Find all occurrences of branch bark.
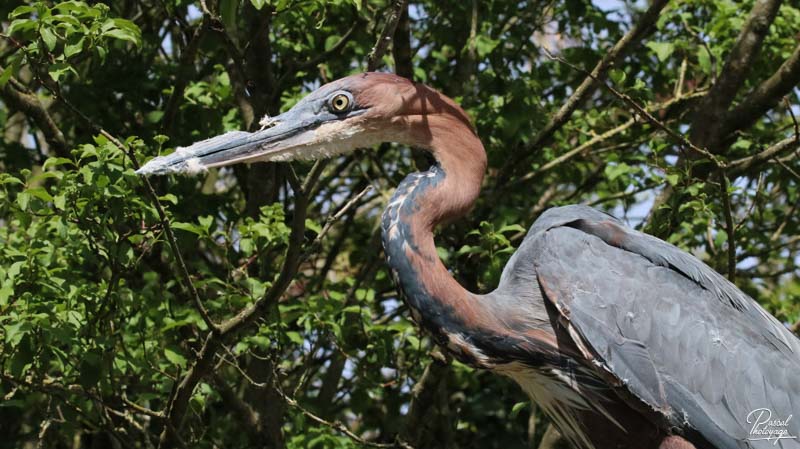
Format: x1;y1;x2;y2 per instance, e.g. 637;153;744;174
400;350;453;449
645;0;783;236
689;0;782;151
393;3;414;80
498;0;670;181
367;0;408;72
0;79;68;158
724;43;800;136
728;136;800;175
162;18;210;133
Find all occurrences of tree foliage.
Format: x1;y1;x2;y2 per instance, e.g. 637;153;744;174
0;0;798;448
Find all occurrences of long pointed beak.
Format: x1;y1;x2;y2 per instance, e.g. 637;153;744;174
136;111;320;176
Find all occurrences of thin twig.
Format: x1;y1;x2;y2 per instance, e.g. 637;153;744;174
497;0;670;180
773;157;800;182
786;97;799;142
301;185;372;260
681;17;717;84
367;0;408;71
728;137;800;174
38;76;221;334
542;48;725;169
276;382;411;448
719;171;736;282
735;173;763;233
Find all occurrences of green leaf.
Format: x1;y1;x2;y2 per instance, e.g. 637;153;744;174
509;401;529;419
497;224;526;234
158;193;178;205
40;27;58;51
26;187;53;202
9;5;35;18
604;162;632;181
198;215;214;232
698;48;711;74
103;28;138;45
646;42;674;62
43;157;74;170
0;65;14;88
17;192;30;210
48;63;75;83
53;194;66;210
4;321;30;346
164;347;187;368
666;174;680;186
7;18;37;36
250;0;268;10
0;285;13;306
64;37;85;58
285;331;304;345
474;35;499;58
172;222;205;235
609;68;626;85
714;229;728;249
305;218;322;235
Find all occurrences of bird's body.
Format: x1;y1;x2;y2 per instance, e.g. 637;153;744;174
139;72;800;449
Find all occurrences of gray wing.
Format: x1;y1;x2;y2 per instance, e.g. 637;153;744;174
515;205;800;449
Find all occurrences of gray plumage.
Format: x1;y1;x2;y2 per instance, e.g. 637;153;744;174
502;205;800;449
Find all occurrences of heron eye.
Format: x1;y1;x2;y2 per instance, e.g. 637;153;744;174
330;93;351;113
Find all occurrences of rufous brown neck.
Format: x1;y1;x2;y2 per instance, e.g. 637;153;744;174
380;110;497;365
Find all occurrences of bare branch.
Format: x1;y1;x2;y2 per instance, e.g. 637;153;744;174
0;77;68;158
162;18;211;132
498;0;670;179
401;350;451;448
367;0;408;71
725;43;800;135
728;136;800;174
393;2;414;80
301;185;372;260
43;81;221;334
543;49;724;168
719;171;736;282
276;386;411;448
689;0;782;150
511;91;706;188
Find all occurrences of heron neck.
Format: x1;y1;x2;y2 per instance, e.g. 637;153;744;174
380;114;491;360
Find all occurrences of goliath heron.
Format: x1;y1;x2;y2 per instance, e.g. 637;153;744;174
138;73;800;449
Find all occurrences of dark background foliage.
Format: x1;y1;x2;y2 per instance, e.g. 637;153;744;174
0;0;798;448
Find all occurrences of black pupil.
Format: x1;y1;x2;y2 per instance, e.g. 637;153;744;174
335;96;346;109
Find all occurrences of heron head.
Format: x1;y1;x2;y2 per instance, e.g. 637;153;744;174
136;72;471;176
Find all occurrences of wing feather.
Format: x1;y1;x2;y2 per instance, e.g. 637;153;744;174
516;205;800;449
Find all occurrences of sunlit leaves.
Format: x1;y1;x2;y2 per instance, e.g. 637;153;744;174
5;1;142;84
1;0;799;447
646;41;675;62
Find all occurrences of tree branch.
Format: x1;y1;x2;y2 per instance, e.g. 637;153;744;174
543;49;724;168
157;165;369;445
724;43;800;136
498;0;670;180
400;350;451;448
689;0;782;150
0;77;68;158
392;2;414;80
719;171;736;282
728;136;800;175
510;91;706;189
162;17;210;132
367;0;408;71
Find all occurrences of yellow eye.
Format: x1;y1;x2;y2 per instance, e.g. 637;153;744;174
330;93;350;112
